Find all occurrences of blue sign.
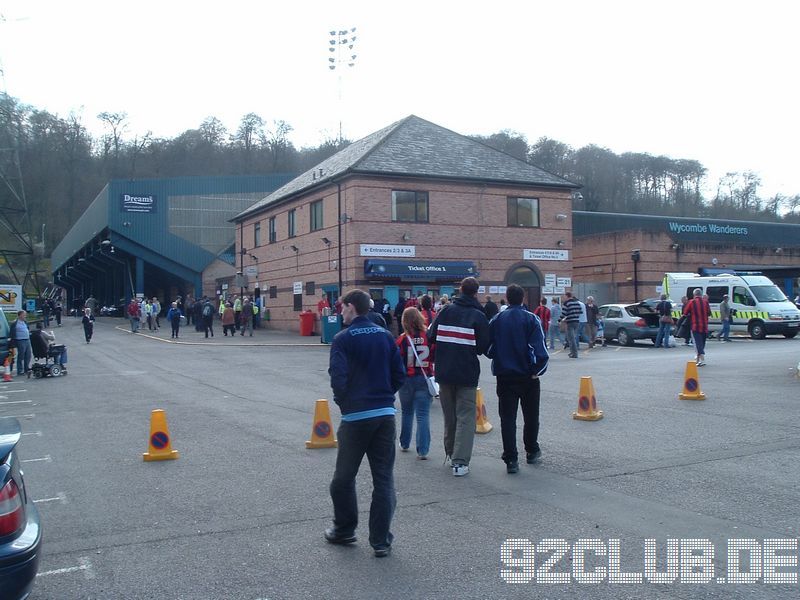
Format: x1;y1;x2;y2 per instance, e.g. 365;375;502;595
120;193;157;213
26;299;36;312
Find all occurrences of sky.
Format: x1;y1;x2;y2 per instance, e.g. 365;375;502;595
1;0;798;199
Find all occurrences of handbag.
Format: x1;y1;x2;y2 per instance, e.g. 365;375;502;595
407;334;439;397
659;315;674;324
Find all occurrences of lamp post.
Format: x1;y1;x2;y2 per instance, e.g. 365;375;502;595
328;27;357;143
631;249;641;302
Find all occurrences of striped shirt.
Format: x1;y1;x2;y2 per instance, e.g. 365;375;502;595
684;297;711;333
562;298;582;322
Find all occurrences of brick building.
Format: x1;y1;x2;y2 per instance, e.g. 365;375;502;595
573;211;800;304
233;115;577;331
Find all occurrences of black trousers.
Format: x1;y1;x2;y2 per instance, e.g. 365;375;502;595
496;376;541;463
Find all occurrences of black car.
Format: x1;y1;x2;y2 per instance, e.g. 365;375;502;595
0;418;43;600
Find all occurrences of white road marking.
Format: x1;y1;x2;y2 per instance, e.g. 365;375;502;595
33;492;67;504
22;431;42;437
0;413;34;419
38;557;94;579
3;389;27;393
22;455;51;463
0;399;32;405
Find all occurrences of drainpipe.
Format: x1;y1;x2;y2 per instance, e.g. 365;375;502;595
337;182;343;295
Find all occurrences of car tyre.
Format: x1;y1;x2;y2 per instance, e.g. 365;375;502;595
748;321;767;340
617;328;634;346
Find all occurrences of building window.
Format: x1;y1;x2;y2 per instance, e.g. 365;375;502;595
288;209;296;238
310;200;323;231
507;197;540;228
269;285;277;299
254;222;261;247
392;190;428;223
268;217;276;243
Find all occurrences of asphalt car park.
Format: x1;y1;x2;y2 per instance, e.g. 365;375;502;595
6;317;800;599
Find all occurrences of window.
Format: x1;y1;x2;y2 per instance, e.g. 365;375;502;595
733;286;756;306
507;197;540;227
392;190;428;222
607;307;623;319
310;200;323;231
288;209;296;238
306;282;316;296
706;286;728;304
269;286;277;299
268;217;276;243
254;222;261;247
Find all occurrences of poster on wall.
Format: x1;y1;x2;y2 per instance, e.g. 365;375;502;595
523;249;568;261
293;281;303;294
360;244;415;257
0;285;23;311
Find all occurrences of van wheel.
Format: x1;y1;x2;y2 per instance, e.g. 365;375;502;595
617;328;634;346
784;331;798;339
748;321;767;340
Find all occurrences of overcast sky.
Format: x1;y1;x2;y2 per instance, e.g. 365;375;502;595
1;0;797;198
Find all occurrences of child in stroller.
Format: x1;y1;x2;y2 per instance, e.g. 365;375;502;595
30;323;68;377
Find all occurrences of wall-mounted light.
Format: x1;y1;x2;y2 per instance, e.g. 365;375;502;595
110;246;115;254
290;245;299;252
402;232;412;242
249;254;258;261
322;237;332;246
555;214;568;222
122;221;131;227
572;192;583;203
78;257;86;263
670;243;680;250
775;247;783;254
556;240;565;247
101;239;112;247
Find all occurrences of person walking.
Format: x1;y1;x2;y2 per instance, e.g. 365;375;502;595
394;296;407;335
577;297;588;347
684;288;711;365
53;299;63;327
562;292;581;358
152;297;161;330
719;294;732;342
326;289;405;558
654;294;673;348
533;298;550;339
9;310;32;377
221;302;235;336
486;285;549;473
201;297;215;338
396;307;435;460
427;277;490;477
82;308;95;343
240;297;254;336
166;301;182;339
585;296;599;348
233;295;243;331
548;298;563;350
419;295;436;327
483;296;499;321
127;298;141;333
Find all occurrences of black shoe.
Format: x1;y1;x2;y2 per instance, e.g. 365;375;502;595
506;461;519;474
324;527;356;545
373;546;391;558
526;450;541;464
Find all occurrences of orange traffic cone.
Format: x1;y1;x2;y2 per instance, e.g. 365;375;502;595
679;361;706;400
306;399;337;448
572;376;604;421
475;387;493;434
143;409;180;461
2;354;13;382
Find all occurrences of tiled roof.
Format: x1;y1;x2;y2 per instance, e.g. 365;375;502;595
236;115;577;219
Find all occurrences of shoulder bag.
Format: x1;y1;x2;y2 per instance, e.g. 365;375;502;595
408;335;439;397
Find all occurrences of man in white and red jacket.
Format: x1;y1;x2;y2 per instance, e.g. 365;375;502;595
427;277;490;477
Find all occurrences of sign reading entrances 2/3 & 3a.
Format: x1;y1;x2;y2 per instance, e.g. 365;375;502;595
120;194;157;213
360;244;415;257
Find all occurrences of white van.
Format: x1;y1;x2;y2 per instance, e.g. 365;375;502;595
662;272;800;339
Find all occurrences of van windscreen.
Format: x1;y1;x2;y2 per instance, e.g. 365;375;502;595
750;286;788;303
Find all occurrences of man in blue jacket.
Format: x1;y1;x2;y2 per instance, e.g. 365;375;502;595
326;289;405;557
487;285;549;474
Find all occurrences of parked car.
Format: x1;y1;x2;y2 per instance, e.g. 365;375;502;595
0;418;43;600
598;302;665;346
0;310;9;367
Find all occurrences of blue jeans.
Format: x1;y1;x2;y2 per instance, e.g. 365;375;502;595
15;339;32;375
548;323;564;349
567;322;579;357
693;331;707;358
655;322;672;347
329;416;396;550
398;374;432;456
720;318;731;341
130;317;140;332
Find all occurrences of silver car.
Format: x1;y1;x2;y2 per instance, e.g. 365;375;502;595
598;302;663;346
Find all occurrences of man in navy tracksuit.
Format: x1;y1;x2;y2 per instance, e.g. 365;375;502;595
487;284;549;473
427;277;490;477
326;289;405;557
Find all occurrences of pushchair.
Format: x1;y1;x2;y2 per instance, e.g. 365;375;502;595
30;331;67;378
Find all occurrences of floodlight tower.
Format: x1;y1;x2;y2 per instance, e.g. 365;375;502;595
327;27;357;144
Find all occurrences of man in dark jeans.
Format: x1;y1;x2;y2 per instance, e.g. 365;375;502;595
487;285;549;473
326;289;405;557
